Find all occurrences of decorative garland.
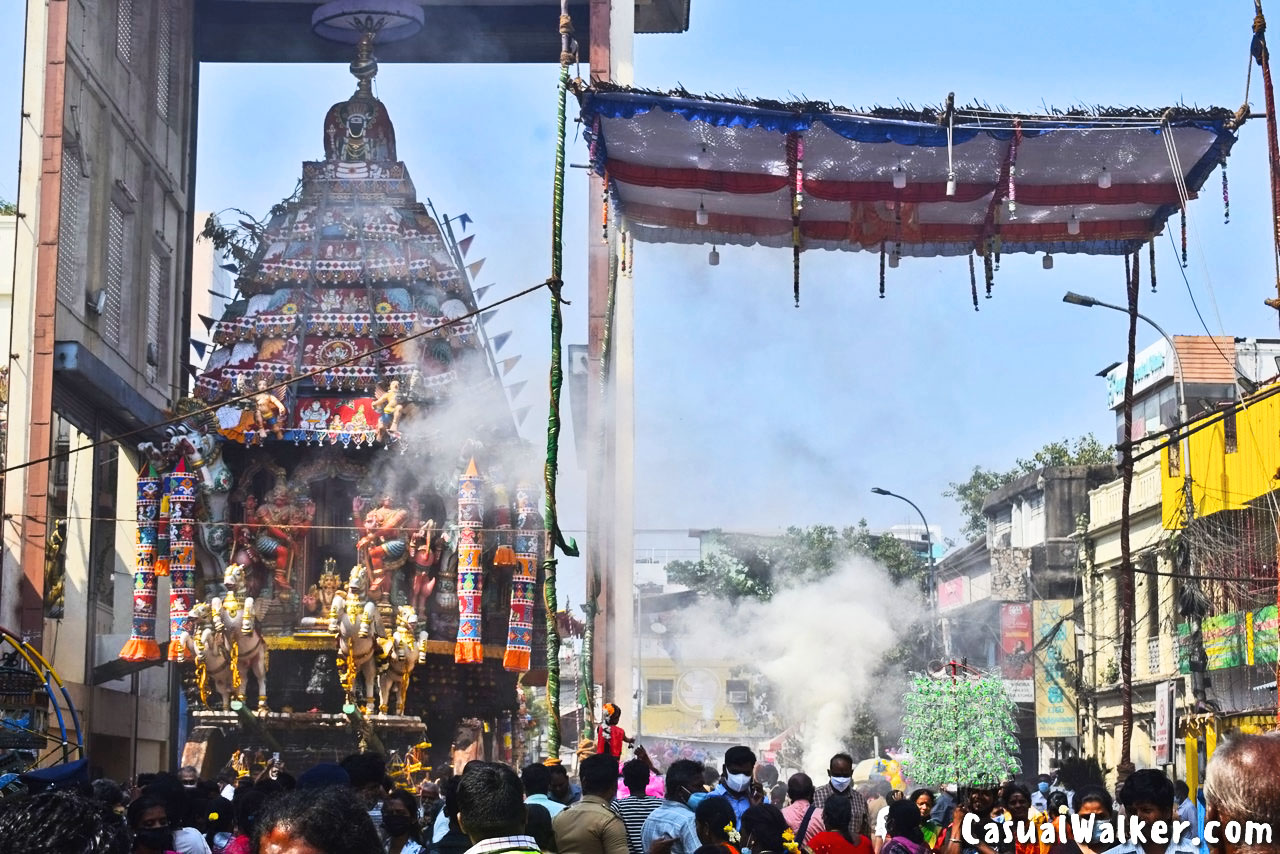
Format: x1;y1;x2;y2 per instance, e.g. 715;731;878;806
120;465;162;662
503;482;540;673
969;253;979;312
879;241;886;299
1181;208;1189;267
900;672;1021;788
166;460;198;661
787;132;804;307
1221;155;1230;224
984;244;994;298
1149;237;1157;293
455;458;485;665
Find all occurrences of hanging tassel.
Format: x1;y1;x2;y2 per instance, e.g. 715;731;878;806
788;133;804;308
879;241;886;298
969;253;979;311
1181;208;1188;267
1125;250;1131;288
993;233;1002;272
1221;156;1230;224
984;244;994;298
1149;237;1157;293
601;171;610;243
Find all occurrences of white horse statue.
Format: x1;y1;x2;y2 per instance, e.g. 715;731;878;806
330;565;382;713
180;602;235;709
211;563;268;711
378;606;420;715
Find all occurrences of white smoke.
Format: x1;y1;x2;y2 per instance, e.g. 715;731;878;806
665;556;923;772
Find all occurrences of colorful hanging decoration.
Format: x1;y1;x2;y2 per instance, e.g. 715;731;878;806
900;672;1021;788
1006;121;1022;219
787;132;804;308
120;465;162;662
1221;155;1230;224
878;241;886;299
1181;208;1189;267
455;458;485;664
969;253;979;312
984;246;994;298
503;482;540;673
166;459;198;661
1149;237;1157;293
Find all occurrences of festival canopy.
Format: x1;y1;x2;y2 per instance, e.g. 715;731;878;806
578;84;1240;264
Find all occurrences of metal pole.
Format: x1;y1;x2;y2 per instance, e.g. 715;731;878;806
871;489;937;653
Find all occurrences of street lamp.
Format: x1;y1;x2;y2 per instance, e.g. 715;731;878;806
871;487;940;654
1061;292;1186;427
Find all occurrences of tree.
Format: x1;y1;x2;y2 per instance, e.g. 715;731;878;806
945;434;1114;542
0;199;15;216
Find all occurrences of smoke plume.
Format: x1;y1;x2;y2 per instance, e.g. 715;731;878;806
665;555;923;772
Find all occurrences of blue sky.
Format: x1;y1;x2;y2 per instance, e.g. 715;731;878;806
1;2;1274;590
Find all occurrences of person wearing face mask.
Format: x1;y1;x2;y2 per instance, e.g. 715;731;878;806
130;795;178;854
641;760;707;854
813;754;871;841
1030;780;1050;816
708;747;765;830
383;789;426;854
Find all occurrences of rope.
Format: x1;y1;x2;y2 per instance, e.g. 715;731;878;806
542;0;577;761
1117;249;1140;776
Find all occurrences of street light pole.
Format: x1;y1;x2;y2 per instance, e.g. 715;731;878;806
871;487;940;655
1063;291;1214;711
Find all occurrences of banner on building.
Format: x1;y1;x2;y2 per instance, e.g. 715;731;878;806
1154;681;1176;765
1000;604;1035;703
1251;605;1278;665
1033;599;1078;738
1179;606;1278;672
1204;612;1244;670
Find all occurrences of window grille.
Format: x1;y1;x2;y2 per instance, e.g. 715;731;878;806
56;146;84;310
103;203;126;345
146;252;167;383
116;0;134;64
155;2;173;120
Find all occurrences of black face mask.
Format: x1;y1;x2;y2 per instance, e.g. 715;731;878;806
135;827;174;852
383;814;416;838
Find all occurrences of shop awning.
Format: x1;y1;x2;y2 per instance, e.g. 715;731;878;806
578;84;1239;259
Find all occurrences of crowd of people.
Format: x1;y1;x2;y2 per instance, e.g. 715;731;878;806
0;731;1277;854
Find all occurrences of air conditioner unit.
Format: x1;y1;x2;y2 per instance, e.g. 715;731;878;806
87;289;106;315
727;690;749;704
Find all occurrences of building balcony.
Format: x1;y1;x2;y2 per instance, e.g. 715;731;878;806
1089;455;1163;529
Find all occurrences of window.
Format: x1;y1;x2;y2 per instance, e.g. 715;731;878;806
146;252;168;384
57;146;84;311
1223;409;1237;454
155;2;173;121
726;679;749;704
103;202;126;345
647;679;673;706
116;0;134;64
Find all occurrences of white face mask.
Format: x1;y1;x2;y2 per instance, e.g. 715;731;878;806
726;773;752;793
830;776;852;792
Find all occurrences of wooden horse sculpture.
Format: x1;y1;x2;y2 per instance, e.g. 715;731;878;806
181;602;235;709
378;606;420;715
211;563;269;711
330;565;382;713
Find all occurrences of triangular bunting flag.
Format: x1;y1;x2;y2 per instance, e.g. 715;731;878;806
465;259;485;280
458;235;475;257
506;380;527;400
499;355;521;376
185;364;199;378
198;314;215;332
514;405;532;426
490;331;512;352
474;285;494;301
456;213;473;232
190;340;208;359
480;310;499;325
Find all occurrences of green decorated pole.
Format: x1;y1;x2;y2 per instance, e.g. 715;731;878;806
541;1;576;761
900;671;1021;788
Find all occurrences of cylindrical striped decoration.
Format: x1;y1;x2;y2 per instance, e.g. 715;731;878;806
120;464;162;661
503;482;540;673
454;457;485;664
166;459;198;661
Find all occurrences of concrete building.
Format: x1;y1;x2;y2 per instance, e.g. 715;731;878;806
935;464;1114;775
188;214;234;371
6;0;197;777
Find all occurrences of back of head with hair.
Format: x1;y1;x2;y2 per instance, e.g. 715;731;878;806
741;804;788;854
0;789;129;854
1118;770;1175;810
788;773;815;804
1204;732;1280;831
234;789;268;837
254;786;381;854
695;796;737;842
91;778;125;809
523;763;553;796
666;760;706;801
579;754;620;798
1174;780;1190;801
526;803;557;853
887;800;924;844
823;795;854;841
340;752;388;791
457;761;527;842
622;759;650;795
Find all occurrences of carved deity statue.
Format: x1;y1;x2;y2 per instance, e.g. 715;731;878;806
210;563;269;711
253;380;288;440
330;565;382;712
355;494;409;602
301;562;342;629
253;485;316;596
371;380;404;442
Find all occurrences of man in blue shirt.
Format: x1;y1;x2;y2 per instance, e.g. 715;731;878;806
1107;770;1199;854
524;764;566;818
707;745;765;829
641;760;706;854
